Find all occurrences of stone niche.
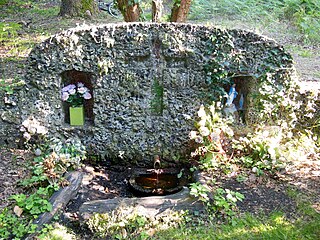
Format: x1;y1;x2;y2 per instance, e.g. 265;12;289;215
13;22;294;165
61;70;95;125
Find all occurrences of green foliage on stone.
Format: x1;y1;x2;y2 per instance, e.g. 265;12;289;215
0;78;25;94
87;206;187;239
150;79;164;115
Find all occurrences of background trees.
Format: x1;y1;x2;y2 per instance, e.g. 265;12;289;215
115;0;192;22
58;0;193;22
59;0;98;17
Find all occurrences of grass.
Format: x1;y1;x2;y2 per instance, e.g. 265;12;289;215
285;45;315;58
154;210;320;240
154;188;320;240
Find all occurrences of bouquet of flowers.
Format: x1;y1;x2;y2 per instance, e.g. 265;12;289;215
61;82;92;107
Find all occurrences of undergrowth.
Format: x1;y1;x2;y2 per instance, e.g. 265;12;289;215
0;138;86;240
190;0;320;43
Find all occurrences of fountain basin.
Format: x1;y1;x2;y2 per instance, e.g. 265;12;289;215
129;168;187;196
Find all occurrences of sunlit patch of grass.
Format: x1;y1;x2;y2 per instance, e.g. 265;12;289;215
314;71;320;79
285;45;315;58
154;209;320;240
1;36;38;58
29;5;60;18
0;21;48;58
38;223;76;240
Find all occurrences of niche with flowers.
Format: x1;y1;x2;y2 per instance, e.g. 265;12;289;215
60;70;95;125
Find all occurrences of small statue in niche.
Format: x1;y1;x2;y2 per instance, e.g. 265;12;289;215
226;83;238;106
223;83;238;118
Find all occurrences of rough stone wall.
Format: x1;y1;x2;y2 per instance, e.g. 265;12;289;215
0;23;295;165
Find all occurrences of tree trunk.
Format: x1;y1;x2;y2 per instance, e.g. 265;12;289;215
116;0;141;22
152;0;163;22
170;0;192;22
59;0;98;18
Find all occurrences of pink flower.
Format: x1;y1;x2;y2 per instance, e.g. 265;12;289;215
68;88;76;94
61;92;69;101
62;84;76;92
83;92;92;100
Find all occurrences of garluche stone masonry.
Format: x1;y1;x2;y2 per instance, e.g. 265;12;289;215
0;23;294;165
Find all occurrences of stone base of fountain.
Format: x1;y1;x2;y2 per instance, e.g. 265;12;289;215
79;187;205;222
129;168;188;196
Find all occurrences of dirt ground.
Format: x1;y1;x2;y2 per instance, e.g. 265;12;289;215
1;148;319;217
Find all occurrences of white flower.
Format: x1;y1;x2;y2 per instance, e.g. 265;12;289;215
22;119;30;128
23;132;31;141
199;126;210;136
37;126;48;135
118;151;125;159
182;114;191;120
78;87;87;94
252;167;258;173
209;105;215;115
197;105;206;118
191;151;198;157
61;92;69;101
68;88;76;95
83;92;92;100
226;193;237;202
263;160;270;166
28;126;37;135
210;131;219;142
189;131;198;140
198;119;206;127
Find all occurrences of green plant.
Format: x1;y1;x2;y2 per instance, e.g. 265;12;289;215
189;182;244;221
189;182;210;202
10;185;55;216
88;207;148;239
283;0;320;42
209;188;244;220
20;156;48;187
0;138;87;239
0;77;25;94
232;126;319;175
204;33;235;101
86;205;190;240
0;208;37;239
38;223;76;240
22;138;86;186
189;104;234;171
87;206;188;239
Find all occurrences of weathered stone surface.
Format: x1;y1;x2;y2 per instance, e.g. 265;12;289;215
79;187;204;221
0;23;296;165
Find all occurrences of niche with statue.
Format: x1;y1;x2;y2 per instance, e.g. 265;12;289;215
223;76;255;125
